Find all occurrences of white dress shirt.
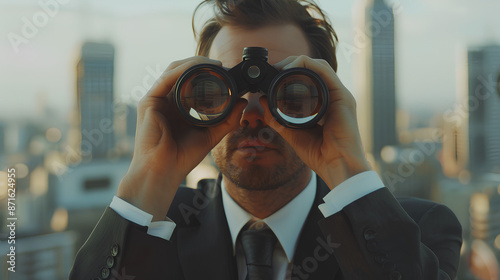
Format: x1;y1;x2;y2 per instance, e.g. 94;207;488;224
110;170;385;280
221;172;316;280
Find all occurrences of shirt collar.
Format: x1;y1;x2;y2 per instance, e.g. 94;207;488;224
221;171;317;262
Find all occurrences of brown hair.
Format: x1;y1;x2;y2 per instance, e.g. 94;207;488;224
192;0;339;71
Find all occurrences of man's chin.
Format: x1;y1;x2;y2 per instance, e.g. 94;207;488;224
221;162;300;191
224;166;266;189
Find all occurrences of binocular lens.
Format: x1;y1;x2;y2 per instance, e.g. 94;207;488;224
179;69;232;121
273;74;324;125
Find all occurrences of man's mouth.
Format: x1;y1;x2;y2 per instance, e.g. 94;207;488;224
237;139;276;150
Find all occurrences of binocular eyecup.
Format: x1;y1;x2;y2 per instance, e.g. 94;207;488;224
174;47;329;128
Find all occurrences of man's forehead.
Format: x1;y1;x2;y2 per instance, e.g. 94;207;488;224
208;24;311;67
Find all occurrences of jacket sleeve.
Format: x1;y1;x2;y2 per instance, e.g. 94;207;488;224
68;207;183;280
318;187;462;280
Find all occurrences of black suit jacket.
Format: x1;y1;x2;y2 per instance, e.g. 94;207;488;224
69;175;462;280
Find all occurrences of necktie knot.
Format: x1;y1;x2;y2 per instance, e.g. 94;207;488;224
240;221;277;280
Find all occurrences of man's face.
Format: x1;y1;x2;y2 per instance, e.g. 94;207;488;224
209;24;312;190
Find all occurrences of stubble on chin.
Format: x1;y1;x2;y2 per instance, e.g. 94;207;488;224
212;130;306;191
224;160;305;191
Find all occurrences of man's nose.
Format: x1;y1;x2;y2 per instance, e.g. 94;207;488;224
240;92;265;128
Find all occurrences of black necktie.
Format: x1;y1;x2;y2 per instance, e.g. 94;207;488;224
240;221;277;280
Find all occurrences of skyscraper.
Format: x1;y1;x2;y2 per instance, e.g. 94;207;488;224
466;45;500;175
360;0;397;160
76;42;115;159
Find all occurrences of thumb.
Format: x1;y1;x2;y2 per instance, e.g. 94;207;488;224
208;99;247;145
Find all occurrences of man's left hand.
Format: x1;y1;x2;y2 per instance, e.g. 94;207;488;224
262;55;372;189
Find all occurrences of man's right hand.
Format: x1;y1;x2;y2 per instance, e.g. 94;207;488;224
116;57;246;221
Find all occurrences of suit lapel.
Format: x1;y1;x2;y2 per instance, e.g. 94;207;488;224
175;175;340;280
292;175;341;279
176;176;237;280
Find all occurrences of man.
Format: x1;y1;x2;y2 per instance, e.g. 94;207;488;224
70;0;462;279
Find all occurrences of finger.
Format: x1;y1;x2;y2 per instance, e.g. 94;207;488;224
281;56;346;94
166;56;221;72
273;56;298;70
207;99;248;146
181;99;248;153
146;57;222;98
163;89;188;122
136;85;176;125
281;55;358;114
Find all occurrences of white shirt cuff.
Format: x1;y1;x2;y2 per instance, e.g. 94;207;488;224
318;171;385;217
110;196;176;240
148;220;176;240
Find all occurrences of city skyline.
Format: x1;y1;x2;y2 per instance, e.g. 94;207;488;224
1;1;500;278
1;0;500;122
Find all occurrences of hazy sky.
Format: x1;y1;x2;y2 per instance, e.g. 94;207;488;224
1;0;499;122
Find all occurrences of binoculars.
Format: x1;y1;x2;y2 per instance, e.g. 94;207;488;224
174;47;329;128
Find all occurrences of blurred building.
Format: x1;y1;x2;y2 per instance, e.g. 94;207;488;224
466;45;500;175
53;159;130;248
441;117;468;178
76;42;116;160
437;45;500;279
55;160;128;210
379;143;441;200
497;70;500;96
360;0;397;160
0;122;5;157
0;232;76;280
497;69;500;97
435;177;476;280
17;122;42;155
